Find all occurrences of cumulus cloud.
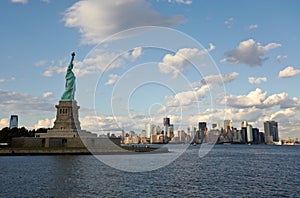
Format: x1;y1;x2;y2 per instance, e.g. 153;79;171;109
276;55;287;63
262;92;289;108
0;118;9;129
225;88;267;108
167;0;193;5
40;0;50;3
35;60;46;67
80;114;151;133
43;66;66;77
224;17;234;28
11;0;27;4
278;66;300;78
131;47;143;60
221;39;281;66
0;77;15;83
194;72;239;86
223;88;300;109
123;47;143;61
0;89;53;116
248;24;258;30
105;74;120;86
165;84;211;107
34;118;54;129
270;108;296;120
158;44;215;78
63;0;184;44
42;92;53;98
248;77;267;84
43;51;124;77
225;107;263;123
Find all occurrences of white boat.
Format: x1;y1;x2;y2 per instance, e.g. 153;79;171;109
274;141;282;145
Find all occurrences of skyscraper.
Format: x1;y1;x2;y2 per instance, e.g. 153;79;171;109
224;120;233;132
163;117;170;137
246;125;253;143
198;122;207;142
264;121;279;143
9;115;18;129
168;124;174;139
252;128;260;143
241;121;248;128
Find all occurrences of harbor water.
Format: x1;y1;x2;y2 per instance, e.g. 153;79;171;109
1;144;300;197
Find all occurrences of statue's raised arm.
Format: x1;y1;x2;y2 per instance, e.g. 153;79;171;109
61;52;76;101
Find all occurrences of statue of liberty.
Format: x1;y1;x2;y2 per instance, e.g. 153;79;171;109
61;52;76;101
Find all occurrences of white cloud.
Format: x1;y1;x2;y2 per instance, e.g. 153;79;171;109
11;0;27;4
207;43;216;51
276;55;287;63
43;51;124;77
221;39;281;66
194;72;239;86
262;92;289;108
248;77;267;84
226;107;263;123
158;44;215;78
278;66;300;78
0;118;9;129
224;17;234;28
43;66;66;77
0;89;53;117
225;88;267;108
131;47;143;60
42;92;53;98
0;77;15;83
80;114;148;133
248;24;258;30
105;74;120;86
171;0;193;5
35;60;46;67
63;0;184;44
123;47;143;61
165;84;211;107
34;118;54;129
223;88;300;110
270;108;296;120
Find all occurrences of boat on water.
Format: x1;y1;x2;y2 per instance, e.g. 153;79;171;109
283;142;295;146
274;141;282;145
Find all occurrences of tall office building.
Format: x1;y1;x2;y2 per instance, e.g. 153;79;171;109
241;121;248;128
198;122;207;131
145;124;156;138
241;127;247;143
246;125;253;143
212;123;219;129
224;120;233;132
198;122;207;141
252;128;260;143
9;115;18;129
264;121;279;143
167;124;174;139
163;117;170;137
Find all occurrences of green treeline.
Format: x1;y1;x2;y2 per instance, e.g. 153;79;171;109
0;127;48;143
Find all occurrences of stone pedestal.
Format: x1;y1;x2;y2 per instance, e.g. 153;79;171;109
52;100;81;131
36;101;81;138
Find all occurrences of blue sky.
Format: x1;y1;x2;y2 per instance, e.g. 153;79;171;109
0;0;300;139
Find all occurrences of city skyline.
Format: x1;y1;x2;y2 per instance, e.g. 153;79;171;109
0;0;300;139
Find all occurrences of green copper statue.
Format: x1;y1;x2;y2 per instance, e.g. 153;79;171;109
61;52;76;101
